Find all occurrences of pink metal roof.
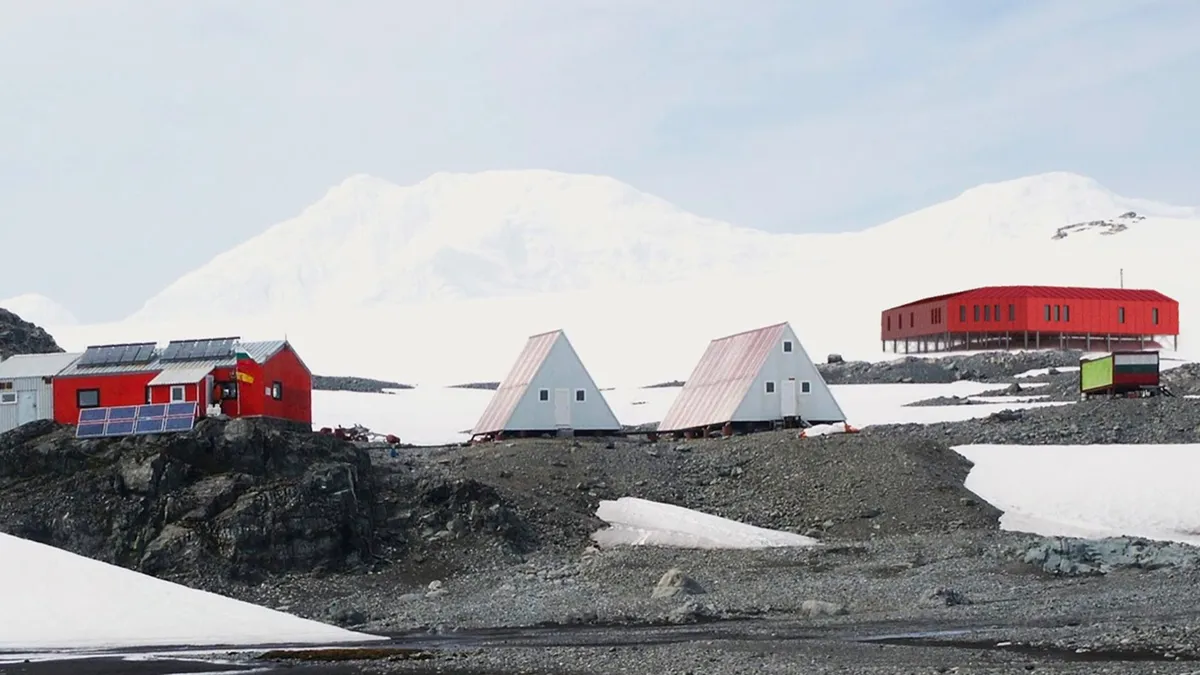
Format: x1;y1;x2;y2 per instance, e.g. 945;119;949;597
887;285;1177;311
657;323;787;432
471;330;561;435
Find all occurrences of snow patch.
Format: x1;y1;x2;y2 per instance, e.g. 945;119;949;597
0;532;384;651
591;497;818;549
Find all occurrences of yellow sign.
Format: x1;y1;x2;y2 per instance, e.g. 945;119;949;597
236;371;255;384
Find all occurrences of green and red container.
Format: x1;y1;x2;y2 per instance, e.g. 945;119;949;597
1079;350;1160;397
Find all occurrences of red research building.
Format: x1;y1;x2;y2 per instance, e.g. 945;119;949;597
880;286;1179;353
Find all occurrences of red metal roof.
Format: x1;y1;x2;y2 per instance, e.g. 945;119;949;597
886;286;1177;311
471;330;561;435
657;323;786;432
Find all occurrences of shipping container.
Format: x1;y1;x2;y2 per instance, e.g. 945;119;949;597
1079;350;1161;397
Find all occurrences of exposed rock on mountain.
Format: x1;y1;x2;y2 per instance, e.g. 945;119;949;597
0;308;64;360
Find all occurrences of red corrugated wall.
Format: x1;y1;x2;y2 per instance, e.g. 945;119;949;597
880;299;951;340
260;346;312;425
53;373;157;424
882;287;1179;341
148;382;200;405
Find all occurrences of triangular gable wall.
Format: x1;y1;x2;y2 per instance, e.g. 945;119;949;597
506;332;620;432
730;323;846;424
472;330;620;435
472;331;560;435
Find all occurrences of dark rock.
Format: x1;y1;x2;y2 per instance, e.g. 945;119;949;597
312;375;413;393
0;308;63;360
0;417;377;583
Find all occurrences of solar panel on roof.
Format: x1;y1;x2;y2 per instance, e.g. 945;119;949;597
77;343;157;367
160;337;240;362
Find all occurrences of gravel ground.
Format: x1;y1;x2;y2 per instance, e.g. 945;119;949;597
19;349;1200;675
185;395;1200;675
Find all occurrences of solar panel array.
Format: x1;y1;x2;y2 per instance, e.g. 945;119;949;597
77;342;157;367
76;402;197;439
159;337;240;363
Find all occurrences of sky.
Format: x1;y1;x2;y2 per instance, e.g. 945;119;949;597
2;0;1199;322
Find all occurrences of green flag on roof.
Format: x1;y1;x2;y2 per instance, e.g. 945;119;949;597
235;350;251;361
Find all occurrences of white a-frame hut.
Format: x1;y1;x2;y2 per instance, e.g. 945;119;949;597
657;321;845;435
471;330;621;440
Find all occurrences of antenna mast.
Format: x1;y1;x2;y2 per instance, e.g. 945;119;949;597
1120;268;1124;289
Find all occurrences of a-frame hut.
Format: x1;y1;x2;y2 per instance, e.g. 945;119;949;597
657;322;845;437
471;330;621;441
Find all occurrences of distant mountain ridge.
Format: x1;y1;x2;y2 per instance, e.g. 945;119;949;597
130;169;819;322
119;169;1197;323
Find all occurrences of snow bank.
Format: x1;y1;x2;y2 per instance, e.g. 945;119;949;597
955;444;1200;546
0;533;385;651
591;497;818;549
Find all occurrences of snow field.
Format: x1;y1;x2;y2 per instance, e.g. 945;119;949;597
0;532;385;652
313;379;1067;446
955;444;1200;546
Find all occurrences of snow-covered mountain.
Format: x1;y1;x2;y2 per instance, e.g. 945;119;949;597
0;293;78;328
131;170;827;322
131;169;1196;325
53;169;1197;389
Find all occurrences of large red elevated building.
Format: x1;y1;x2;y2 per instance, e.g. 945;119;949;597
880;286;1179;353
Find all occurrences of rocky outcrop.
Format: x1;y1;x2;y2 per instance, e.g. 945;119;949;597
0;417;378;584
0;308;63;359
818;350;1083;385
312;375;414;393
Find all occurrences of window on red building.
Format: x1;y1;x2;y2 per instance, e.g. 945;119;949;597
974;305;980;321
1008;304;1015;321
1044;304;1051;321
1054;305;1061;322
960;305;966;322
1118;307;1126;323
984;305;991;321
1153;307;1160;324
993;304;999;320
1064;305;1070;322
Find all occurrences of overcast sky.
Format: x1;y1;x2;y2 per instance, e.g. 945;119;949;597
3;0;1199;321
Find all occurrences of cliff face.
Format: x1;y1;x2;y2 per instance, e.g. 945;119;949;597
0;417;379;584
0;308;63;360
